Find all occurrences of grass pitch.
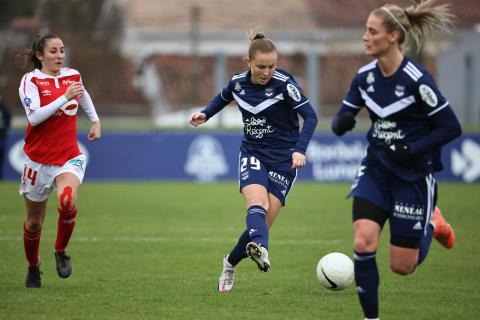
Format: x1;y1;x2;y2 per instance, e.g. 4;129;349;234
0;181;479;319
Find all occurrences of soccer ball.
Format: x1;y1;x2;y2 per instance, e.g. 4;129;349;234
316;252;354;291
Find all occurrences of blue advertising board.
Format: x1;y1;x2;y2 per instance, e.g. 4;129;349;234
2;132;480;183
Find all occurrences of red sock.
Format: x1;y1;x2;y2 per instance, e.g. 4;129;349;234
23;223;41;268
55;206;77;253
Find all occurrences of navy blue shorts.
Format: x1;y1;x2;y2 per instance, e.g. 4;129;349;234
349;158;437;238
238;150;297;205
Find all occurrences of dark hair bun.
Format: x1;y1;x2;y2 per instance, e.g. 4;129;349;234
253;33;266;40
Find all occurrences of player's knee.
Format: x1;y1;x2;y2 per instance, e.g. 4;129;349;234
354;236;377;253
26;220;42;232
390;262;415;276
57;186;77;211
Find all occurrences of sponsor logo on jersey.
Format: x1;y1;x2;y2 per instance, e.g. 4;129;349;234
367;72;375;84
36;79;50;86
244;117;274;139
287;84;301;102
395;85;405;97
23;97;32;107
234;82;242;92
62;79;76;86
419;84;438;107
371;119;405;144
41;89;52;96
60;99;79;116
265;88;274;97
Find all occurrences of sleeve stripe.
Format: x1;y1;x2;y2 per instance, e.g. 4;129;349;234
343;100;362;109
293;100;309;109
220;91;229;102
427;102;449;116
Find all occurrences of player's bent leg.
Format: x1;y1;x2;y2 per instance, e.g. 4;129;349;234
431;207;455;249
389;245;419;275
54;173;81;278
218;255;236;292
266;193;282;229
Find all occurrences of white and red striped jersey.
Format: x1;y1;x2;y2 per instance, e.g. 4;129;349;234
19;68;92;165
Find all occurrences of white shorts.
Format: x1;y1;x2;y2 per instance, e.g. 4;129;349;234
19;154;87;202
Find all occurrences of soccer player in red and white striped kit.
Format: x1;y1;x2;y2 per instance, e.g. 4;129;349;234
19;32;101;288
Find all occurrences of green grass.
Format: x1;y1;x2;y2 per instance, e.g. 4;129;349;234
1;182;479;319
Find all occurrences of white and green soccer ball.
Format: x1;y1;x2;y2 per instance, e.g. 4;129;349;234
316;252;354;291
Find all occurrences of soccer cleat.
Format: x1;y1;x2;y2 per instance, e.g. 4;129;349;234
431;207;455;249
218;255;236;293
25;265;42;288
54;251;72;278
246;242;270;272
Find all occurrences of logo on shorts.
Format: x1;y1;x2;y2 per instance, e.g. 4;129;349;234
268;171;290;189
412;221;422;230
69;159;85;170
393;203;424;221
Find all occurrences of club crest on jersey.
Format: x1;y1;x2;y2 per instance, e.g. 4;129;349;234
234;82;242;92
367;72;375;84
265;88;274;97
395;85;405;97
419;84;438;107
287;84;301;102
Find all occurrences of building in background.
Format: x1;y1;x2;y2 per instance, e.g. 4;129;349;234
0;0;479;127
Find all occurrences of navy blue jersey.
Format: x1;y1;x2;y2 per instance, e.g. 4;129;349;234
202;68;318;164
335;57;461;181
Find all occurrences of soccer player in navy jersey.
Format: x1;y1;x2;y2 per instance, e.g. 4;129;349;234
331;1;461;319
189;31;318;292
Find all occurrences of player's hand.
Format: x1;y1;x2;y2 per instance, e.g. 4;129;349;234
64;82;84;100
189;112;207;127
88;121;101;141
292;152;306;169
332;112;356;136
385;143;412;164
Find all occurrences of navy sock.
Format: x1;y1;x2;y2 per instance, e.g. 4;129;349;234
418;223;434;265
227;229;250;266
354;251;379;319
245;205;269;249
